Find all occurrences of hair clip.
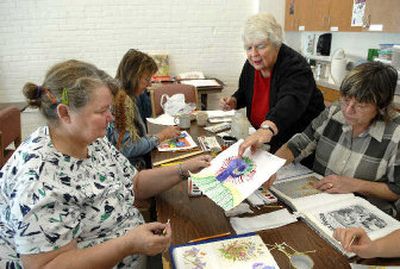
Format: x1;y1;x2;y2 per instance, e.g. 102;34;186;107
42;88;58;105
61;88;69;105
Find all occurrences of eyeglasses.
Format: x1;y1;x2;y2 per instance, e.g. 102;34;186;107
244;42;269;52
340;97;374;113
142;76;152;84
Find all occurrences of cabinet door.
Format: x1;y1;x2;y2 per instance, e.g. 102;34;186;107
285;0;299;31
285;0;313;31
363;0;400;32
329;0;361;32
309;0;330;31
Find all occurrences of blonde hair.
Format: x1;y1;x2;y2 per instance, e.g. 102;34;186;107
113;90;140;149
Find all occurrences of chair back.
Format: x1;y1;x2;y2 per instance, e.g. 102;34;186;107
0;106;21;167
149;83;199;117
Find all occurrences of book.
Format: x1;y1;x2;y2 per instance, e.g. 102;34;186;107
157;131;198;152
197;136;222;152
180;79;221;88
270;173;400;257
170;233;279;269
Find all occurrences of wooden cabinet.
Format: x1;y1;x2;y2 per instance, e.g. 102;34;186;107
327;0;358;32
285;0;354;32
362;0;400;33
284;0;313;31
285;0;400;32
318;85;340;106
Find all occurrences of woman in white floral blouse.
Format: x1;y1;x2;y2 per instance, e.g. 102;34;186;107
0;59;211;269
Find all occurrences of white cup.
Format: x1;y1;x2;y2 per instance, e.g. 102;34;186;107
174;114;191;129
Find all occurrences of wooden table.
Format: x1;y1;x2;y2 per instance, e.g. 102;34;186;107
153;123;400;268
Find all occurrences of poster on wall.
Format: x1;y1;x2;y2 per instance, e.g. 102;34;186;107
351;0;366;26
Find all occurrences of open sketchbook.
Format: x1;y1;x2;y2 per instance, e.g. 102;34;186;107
157;131;197;152
190;140;285;211
270;173;400;257
170;233;279;269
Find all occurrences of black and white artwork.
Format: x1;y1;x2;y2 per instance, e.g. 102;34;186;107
318;205;387;232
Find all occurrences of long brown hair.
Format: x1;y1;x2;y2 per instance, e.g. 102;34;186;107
115;49;158;97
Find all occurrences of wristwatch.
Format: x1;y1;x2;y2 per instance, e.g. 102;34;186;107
260;122;276;136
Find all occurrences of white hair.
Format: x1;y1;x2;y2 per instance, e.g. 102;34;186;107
242;13;283;47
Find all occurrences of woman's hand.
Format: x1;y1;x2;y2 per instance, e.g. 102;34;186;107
156;126;180;142
333;227;375;258
124;222;172;256
219;96;237;111
182;155;212;174
314;175;360;194
238;129;273;156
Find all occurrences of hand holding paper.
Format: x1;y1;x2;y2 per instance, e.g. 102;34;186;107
190;140;285;211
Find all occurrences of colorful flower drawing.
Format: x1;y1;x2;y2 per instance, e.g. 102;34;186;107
160;133;190;149
182;247;207;269
218;239;264;262
216;156;256;183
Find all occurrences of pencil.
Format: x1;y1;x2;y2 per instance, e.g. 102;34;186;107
162;219;170;236
188;232;231;243
263;205;284;208
347;235;357;248
153;150;203;166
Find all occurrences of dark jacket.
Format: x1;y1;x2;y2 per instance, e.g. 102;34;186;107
232;43;325;152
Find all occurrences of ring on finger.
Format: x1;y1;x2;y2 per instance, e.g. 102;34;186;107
327;183;334;189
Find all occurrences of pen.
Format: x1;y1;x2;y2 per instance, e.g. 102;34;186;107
188;232;231;243
162;219;170;236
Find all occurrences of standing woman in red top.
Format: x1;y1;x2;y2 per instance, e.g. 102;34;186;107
220;13;325;159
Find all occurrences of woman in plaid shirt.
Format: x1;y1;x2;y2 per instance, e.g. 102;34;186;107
248;62;400;216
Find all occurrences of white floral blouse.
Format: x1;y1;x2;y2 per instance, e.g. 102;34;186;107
0;126;145;269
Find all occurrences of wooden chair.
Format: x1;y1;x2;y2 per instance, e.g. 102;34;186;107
149;83;199;117
0;106;22;167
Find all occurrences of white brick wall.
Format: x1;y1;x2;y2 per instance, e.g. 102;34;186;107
0;0;259;103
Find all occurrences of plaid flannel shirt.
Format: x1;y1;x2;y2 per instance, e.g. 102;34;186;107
287;102;400;195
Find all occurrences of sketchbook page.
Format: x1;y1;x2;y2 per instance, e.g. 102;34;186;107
171;233;280;269
206;110;235;118
301;196;400;257
230;209;298;234
275;162;313;183
146;113;175;126
190;140;285;211
157;131;198;152
270;173;354;211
